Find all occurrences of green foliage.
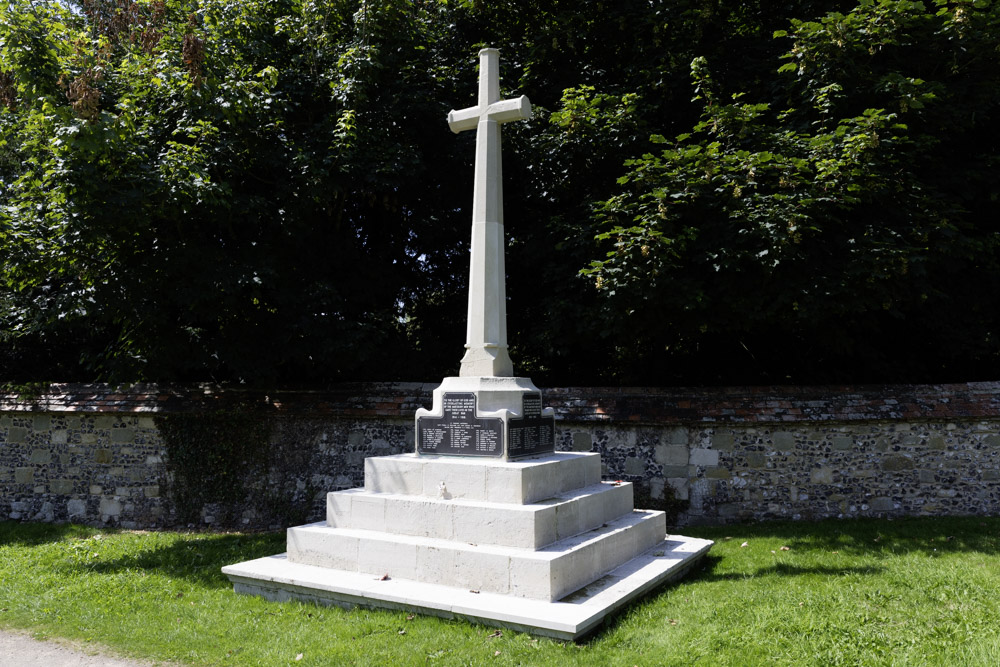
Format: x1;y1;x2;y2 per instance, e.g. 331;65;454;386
585;0;1000;383
156;402;272;525
0;0;997;385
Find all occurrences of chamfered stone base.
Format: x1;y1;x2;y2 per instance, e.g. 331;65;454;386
223;451;713;639
222;534;713;641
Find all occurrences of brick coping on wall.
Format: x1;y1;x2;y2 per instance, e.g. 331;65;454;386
1;381;998;423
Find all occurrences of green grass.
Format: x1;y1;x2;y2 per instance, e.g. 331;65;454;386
1;517;999;666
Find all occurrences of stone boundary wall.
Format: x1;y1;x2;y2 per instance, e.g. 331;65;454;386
1;382;998;528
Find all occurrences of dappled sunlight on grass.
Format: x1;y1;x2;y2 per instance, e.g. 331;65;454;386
1;516;999;665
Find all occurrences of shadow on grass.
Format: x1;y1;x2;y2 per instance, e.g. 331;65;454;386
0;520;101;547
691;555;885;582
63;530;286;588
681;515;1000;557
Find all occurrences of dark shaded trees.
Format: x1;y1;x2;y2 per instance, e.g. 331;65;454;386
1;0;997;386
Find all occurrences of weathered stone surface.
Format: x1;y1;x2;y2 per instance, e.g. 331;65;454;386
29;449;51;464
112;428;135;444
708;436;733;457
871;497;895;512
50;479;74;494
689;448;719;467
772;432;796;451
99;497;122;517
811;467;834;484
4;382;1000;529
882;455;914;472
624;456;645;476
664;427;689;446
571;431;592;452
661;465;688;478
831;436;853;451
654;444;688;466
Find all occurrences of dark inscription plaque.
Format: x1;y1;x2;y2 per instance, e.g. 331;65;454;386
507;393;555;460
417;392;503;457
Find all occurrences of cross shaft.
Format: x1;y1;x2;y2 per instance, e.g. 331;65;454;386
447;48;531;377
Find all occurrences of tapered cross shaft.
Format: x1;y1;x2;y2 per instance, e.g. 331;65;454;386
447;48;531;377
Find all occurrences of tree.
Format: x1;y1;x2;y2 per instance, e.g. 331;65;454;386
2;0;997;386
583;0;1000;384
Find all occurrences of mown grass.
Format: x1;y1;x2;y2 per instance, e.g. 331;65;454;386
1;516;999;666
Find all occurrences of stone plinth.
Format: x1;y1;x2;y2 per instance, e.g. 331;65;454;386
223;452;713;639
414;377;556;460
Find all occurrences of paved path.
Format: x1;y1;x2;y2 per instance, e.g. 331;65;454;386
0;629;163;667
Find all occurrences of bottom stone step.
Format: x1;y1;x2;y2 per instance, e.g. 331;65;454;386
223;535;714;641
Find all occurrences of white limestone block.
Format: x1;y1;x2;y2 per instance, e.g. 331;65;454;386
454;549;511;594
554;498;582;541
326;489;362;527
509;557;554;599
351;495;387;532
416;544;457;586
422;459;487;500
358;537;418;581
385;497;454;539
365;456;424;495
287;524;359;571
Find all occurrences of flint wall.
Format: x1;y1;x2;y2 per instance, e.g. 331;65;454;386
1;382;998;528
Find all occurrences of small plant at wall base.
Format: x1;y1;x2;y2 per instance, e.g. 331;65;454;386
156;403;272;527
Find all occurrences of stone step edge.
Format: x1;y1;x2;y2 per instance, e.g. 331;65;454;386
222;535;715;641
288;509;667;601
327;481;635;549
364;451;602;505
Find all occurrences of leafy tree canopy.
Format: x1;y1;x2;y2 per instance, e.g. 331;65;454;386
0;0;997;386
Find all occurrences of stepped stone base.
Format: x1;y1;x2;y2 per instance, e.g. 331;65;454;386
224;534;712;640
223;452;712;639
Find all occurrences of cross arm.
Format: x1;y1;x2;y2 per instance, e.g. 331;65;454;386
448;95;532;134
448;106;481;134
486;95;532;124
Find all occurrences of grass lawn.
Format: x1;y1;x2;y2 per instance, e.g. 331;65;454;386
1;516;999;666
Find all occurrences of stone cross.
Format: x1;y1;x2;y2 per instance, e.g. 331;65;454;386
447;48;532;377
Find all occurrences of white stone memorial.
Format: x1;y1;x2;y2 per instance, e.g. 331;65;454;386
223;48;712;640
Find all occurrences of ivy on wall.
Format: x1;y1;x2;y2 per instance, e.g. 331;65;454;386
156;400;316;529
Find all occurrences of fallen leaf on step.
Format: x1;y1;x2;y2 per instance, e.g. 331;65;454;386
377;574;391;581
470;589;480;594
